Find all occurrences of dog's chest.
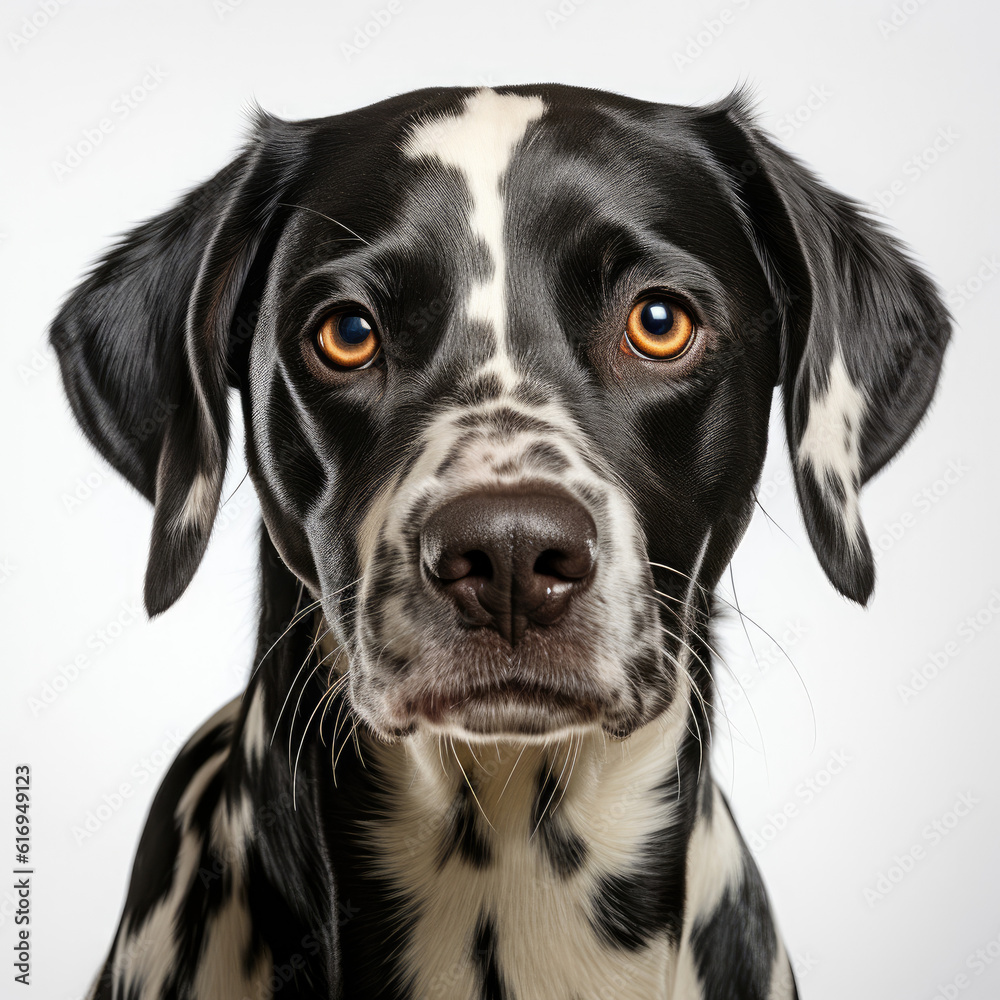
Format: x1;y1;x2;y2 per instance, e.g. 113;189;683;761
364;730;684;1000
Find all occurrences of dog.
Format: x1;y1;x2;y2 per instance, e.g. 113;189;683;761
52;84;950;999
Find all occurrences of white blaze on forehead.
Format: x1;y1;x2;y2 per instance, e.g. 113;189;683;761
796;347;867;542
403;88;546;387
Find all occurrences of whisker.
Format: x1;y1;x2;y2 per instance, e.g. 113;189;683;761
551;732;582;819
651;576;794;778
650;568;814;743
318;673;350;747
665;612;765;756
450;736;495;832
751;488;794;542
287;624;332;763
250;575;361;687
437;733;448;780
686;690;705;785
275;621;333;754
292;678;339;809
332;702;357;784
657;618;756;757
351;718;366;770
276;203;373;246
496;741;528;804
464;739;487;773
530;736;574;840
283;661;322;774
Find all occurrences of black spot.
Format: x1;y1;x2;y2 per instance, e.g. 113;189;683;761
365;551;402;609
440;782;493;869
455;406;553;436
521;440;570;473
473;912;508;1000
699;776;714;820
532;768;587;877
457;370;507;407
512;380;552;408
621;646;662;690
468;236;495;283
688;836;783;999
489;459;523;477
434;440;466;478
587;764;695;950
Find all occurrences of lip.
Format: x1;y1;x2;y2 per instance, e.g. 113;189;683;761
387;679;613;738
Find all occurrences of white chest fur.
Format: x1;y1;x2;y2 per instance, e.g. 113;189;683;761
363;696;695;1000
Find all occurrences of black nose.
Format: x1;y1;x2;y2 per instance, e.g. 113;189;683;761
421;489;598;645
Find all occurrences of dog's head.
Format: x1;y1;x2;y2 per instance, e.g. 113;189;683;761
51;85;950;742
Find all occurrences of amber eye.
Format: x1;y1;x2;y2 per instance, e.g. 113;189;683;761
621;298;695;360
315;311;381;369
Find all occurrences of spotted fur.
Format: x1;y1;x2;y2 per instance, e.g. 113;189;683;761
53;85;950;998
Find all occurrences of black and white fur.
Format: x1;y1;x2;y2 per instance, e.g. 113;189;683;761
51;85;950;999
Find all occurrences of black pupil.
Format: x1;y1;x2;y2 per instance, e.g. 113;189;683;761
640;301;673;336
338;314;371;344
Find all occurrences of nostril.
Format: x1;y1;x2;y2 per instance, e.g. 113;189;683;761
435;549;493;583
534;547;594;582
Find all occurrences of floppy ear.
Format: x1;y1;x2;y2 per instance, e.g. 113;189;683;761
50;112;297;615
692;94;952;605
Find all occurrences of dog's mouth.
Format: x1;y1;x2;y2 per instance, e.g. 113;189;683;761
387;676;615;740
347;634;645;742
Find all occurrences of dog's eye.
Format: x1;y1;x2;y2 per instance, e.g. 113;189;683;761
621;298;695;360
315;311;381;369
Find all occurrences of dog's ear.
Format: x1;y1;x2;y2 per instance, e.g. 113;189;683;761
690;94;951;605
50;112;298;615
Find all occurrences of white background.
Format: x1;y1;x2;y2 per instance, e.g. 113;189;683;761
2;0;998;997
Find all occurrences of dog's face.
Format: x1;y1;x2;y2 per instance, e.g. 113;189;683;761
51;85;950;743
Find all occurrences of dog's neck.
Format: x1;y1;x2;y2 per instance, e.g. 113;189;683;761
333;679;707;998
364;675;697;862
